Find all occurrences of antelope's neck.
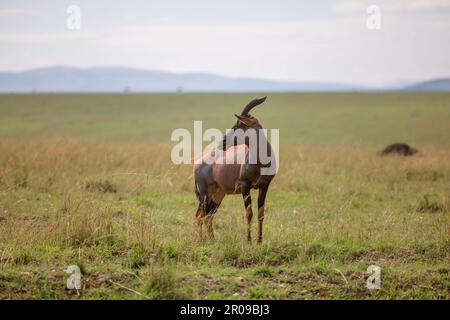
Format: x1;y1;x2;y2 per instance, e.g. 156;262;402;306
250;129;274;167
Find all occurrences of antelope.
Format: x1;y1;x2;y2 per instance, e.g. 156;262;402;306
193;97;276;243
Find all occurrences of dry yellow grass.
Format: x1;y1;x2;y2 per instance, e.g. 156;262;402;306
0;139;448;299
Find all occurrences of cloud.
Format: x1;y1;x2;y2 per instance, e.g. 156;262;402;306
0;2;449;85
333;0;450;14
432;19;450;29
0;32;97;43
0;8;42;17
409;0;450;10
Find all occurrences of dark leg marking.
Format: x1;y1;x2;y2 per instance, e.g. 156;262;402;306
257;185;269;244
242;180;253;243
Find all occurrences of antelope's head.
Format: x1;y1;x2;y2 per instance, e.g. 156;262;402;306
220;97;266;150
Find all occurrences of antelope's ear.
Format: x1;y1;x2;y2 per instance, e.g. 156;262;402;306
234;114;252;126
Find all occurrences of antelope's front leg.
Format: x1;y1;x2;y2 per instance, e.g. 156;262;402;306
257;186;269;244
242;181;253;243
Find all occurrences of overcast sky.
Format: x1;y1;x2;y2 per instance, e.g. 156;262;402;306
1;0;450;86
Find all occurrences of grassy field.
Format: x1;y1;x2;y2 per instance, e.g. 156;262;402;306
0;93;449;299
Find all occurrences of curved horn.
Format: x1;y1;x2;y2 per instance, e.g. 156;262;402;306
241;96;267;115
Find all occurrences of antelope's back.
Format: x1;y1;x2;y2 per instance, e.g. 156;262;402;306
194;145;248;195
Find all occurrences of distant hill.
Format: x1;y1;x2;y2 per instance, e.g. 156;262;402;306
0;67;448;93
403;78;450;91
0;66;366;93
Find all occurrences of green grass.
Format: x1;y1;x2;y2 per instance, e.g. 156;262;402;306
0;93;449;299
1;92;450;146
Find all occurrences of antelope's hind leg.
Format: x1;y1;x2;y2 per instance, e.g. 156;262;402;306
204;197;222;240
205;214;215;240
195;204;203;241
196;198;222;241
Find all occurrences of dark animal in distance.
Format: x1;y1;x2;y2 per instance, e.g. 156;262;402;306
193;97;276;243
379;143;418;156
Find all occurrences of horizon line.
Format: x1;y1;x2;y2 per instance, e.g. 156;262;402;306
2;64;446;89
